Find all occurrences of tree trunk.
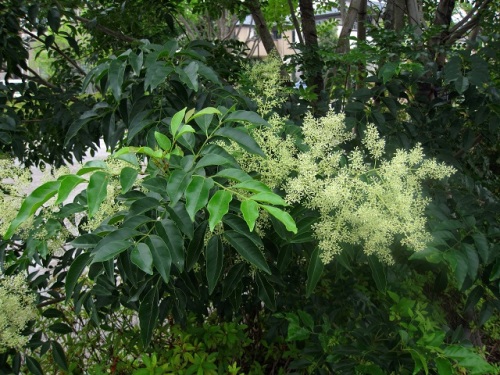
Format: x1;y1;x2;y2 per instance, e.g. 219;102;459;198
298;0;325;114
406;0;424;34
431;0;456;67
357;0;367;88
337;0;363;53
287;0;304;45
245;0;277;55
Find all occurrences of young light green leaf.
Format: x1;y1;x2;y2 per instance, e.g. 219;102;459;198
154;131;172;151
214;127;266;157
240;199;259;232
136;146;163;158
224;230;271;274
207;190;232;231
87;171;109;218
185;176;214;221
206;236;224;295
56;174;86;205
261;205;297;234
131;243;154;275
175;124;195;140
119;167;138;193
187;107;221;123
250;192;287;206
306;248;324;297
4;180;60;239
170;107;187;138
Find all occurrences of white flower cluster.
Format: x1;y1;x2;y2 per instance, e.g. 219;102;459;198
0;273;37;352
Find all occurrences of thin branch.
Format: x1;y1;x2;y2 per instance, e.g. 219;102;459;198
287;0;304;45
70;13;138;44
37;297;65;308
448;0;489;35
23;66;60;90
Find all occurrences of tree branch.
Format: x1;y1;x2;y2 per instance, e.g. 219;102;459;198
287;0;304;45
23;66;60;90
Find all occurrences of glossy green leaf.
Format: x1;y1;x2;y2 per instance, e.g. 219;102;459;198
56;174;86;204
155;219;184;272
223;214;264;248
166;202;194;239
306;248;324;297
240;199;259;232
47;7;61;33
206;236;224;295
167;169;191;206
473;232;489;263
119;167;138;193
186;221;208;271
224;110;269;127
368;256;387;293
129;51;144;75
444;55;461;83
91;240;131;263
131;243;154;275
261;205;297;234
148;235;172;283
435;358;453;375
139;288;159;348
232;180;272;194
175;124;195;140
224;230;271;274
108;58;126;101
87;171;109;218
70;234;101;249
250;192;287;206
222;263;246;299
26;357;44;375
128;196;160;217
462;243;479;280
4;180;60;239
51;341;69;371
181;61;199;91
144;62;172;91
170;107;187;138
213;168;252;182
256;272;276;311
187;107;221;123
65;253;91;302
214;127;266;157
154;131;172;151
207;190;232;231
196;154;235;169
185;176;213;221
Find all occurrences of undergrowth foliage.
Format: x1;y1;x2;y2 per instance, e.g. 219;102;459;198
0;47;497;374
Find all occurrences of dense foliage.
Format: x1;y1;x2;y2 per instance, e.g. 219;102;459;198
1;0;499;374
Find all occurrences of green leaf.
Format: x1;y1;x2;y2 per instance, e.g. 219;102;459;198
368;256;387;293
195;154;235;169
435;358;453;375
47;7;61;33
306;248;324;297
144;62;172;91
131;243;154;275
65;253;91;302
256;272;276;310
207;190;232;231
51;341;69;371
224;110;269;127
468;55;489;86
444;55;462;83
472;232;489;263
250;192;287;206
49;322;73;334
87;171;109;218
154;131;172;151
378;61;399;84
222;263;246;299
214;127;266;157
214;168;252;182
26;357;44;375
232;180;272;194
170;108;187;138
444;251;469;289
119;167;138;193
128;197;161;216
455;75;469;94
187;107;221;123
91;240;131;263
166;202;194;239
156;219;184;272
70;234;101;248
462;243;479;280
56;174;86;204
175;124;196;140
240;199;259;232
185;176;214;221
139;288;159;348
108;58;126;101
261;205;297;234
167;169;191;206
182;61;199;91
206;236;224;295
148;235;172;283
224;230;270;274
129;51;144;75
4;180;60;239
186;221;208;271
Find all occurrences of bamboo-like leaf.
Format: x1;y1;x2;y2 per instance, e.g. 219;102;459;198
224;230;271;274
240;199;259;232
206;236;224;295
4;180;60;239
207;190;232;231
87;171;109;218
